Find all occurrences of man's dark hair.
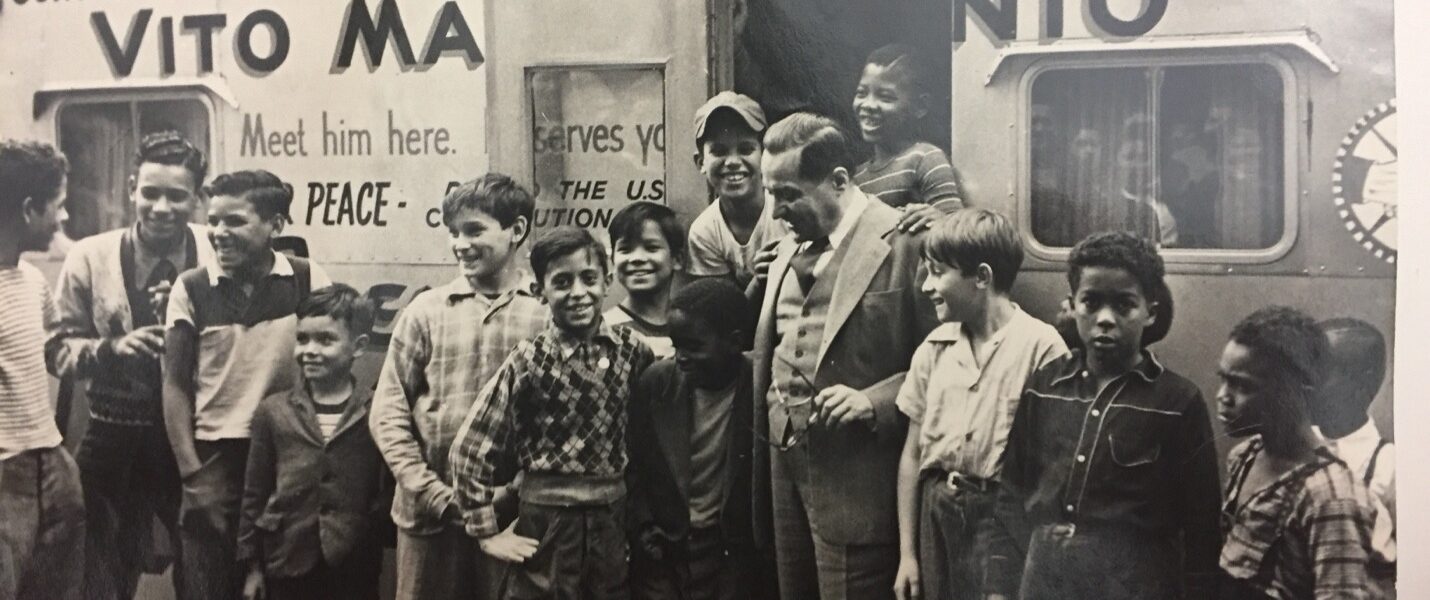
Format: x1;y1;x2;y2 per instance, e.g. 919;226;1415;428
1319;317;1387;404
1231;306;1329;403
763;112;856;182
1066;231;1166;299
204;170;293;223
608;201;687;266
671;278;751;342
865;43;930;96
136;130;208;187
0;140;68;219
922;208;1024;293
530;227;608;288
441;173;535;231
298;283;376;338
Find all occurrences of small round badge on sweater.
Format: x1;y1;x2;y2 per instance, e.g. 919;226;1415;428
597;357;610;369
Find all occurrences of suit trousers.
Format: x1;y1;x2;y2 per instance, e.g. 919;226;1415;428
772;444;897;600
394;525;503;600
178;438;249;600
0;446;85;600
77;419;182;600
631;525;754;600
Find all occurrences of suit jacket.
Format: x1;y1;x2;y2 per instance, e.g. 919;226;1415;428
628;358;757;549
238;384;388;576
751;194;938;546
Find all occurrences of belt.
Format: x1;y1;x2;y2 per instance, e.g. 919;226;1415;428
926;469;998;494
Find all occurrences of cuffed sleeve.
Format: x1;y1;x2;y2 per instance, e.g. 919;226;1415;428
449;349;527;538
369;308;455;528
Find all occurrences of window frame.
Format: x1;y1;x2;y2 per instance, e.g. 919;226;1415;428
52;90;219;239
1017;51;1300;265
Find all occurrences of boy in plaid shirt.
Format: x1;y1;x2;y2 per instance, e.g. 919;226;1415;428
1215;307;1375;599
450;227;655;599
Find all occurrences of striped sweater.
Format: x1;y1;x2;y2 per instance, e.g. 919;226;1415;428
0;261;63;459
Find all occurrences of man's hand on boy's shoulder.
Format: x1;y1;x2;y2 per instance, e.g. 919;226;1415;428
478;519;539;563
813;385;874;427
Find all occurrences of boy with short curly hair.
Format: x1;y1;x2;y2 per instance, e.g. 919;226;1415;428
985;231;1221;600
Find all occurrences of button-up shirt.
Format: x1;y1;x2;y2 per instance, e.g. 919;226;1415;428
895;309;1067;477
986;349;1222;596
448;322;654;537
1219;436;1374;600
370;276;547;534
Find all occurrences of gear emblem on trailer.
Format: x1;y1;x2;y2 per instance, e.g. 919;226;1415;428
1333;99;1398;264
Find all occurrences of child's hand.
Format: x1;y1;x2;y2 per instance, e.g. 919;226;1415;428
242;567;266;600
478;519;540;563
896;204;943;234
812;385;874;426
894;555;921;600
751;240;781;283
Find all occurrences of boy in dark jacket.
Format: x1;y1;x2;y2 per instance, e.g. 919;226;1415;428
628;278;771;600
239;284;388;600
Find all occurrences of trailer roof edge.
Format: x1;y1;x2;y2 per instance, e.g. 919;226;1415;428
32;77;238;119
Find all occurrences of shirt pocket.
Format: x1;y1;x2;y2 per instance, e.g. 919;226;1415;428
1104;405;1173;468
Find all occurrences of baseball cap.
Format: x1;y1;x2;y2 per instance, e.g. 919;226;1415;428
693;91;767;144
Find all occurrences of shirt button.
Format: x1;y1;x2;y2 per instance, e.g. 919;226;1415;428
1076;454;1086;463
1065;504;1075;513
1091;409;1101;417
794;350;804;358
1081;371;1089;379
802;309;811;317
797;329;806;338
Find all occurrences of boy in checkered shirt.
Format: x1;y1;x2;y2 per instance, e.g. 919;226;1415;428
449;227;655;599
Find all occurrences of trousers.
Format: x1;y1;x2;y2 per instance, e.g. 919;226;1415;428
0;446;85;600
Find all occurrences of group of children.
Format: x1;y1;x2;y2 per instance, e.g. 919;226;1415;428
0;40;1396;600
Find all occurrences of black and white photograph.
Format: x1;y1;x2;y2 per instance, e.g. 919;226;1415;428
0;0;1418;598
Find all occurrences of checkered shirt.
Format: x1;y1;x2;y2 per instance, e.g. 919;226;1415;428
449;322;654;537
1220;436;1376;600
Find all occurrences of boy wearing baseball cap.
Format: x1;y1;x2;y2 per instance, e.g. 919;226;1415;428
686;92;788;297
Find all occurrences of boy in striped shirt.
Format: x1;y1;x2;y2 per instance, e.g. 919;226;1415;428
0;140;84;600
852;44;964;235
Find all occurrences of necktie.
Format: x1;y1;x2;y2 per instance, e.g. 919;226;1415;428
788;237;830;294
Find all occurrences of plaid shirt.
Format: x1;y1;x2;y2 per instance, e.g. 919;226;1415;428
1220;436;1375;600
449;322;654;537
370;276;547;534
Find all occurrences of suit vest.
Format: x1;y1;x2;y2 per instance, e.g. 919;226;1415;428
767;244;847;440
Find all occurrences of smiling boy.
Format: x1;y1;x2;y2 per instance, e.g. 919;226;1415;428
449;227;655;599
163;170;332;600
851;44;962;235
47;131;214;598
371;173;545;600
685;92;788;293
606;201;686;358
985;231;1220;600
892;209;1066;600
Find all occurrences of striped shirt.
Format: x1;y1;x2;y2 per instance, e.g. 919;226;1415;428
0;261;63;459
370;275;548;534
1220;437;1375;599
449;323;654;537
314;397;345;441
604;305;674;358
853;142;963;209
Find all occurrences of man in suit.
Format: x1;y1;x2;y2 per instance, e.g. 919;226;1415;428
752;112;938;600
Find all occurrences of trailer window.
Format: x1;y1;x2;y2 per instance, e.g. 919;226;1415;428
57;98;211;240
1029;63;1284;250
